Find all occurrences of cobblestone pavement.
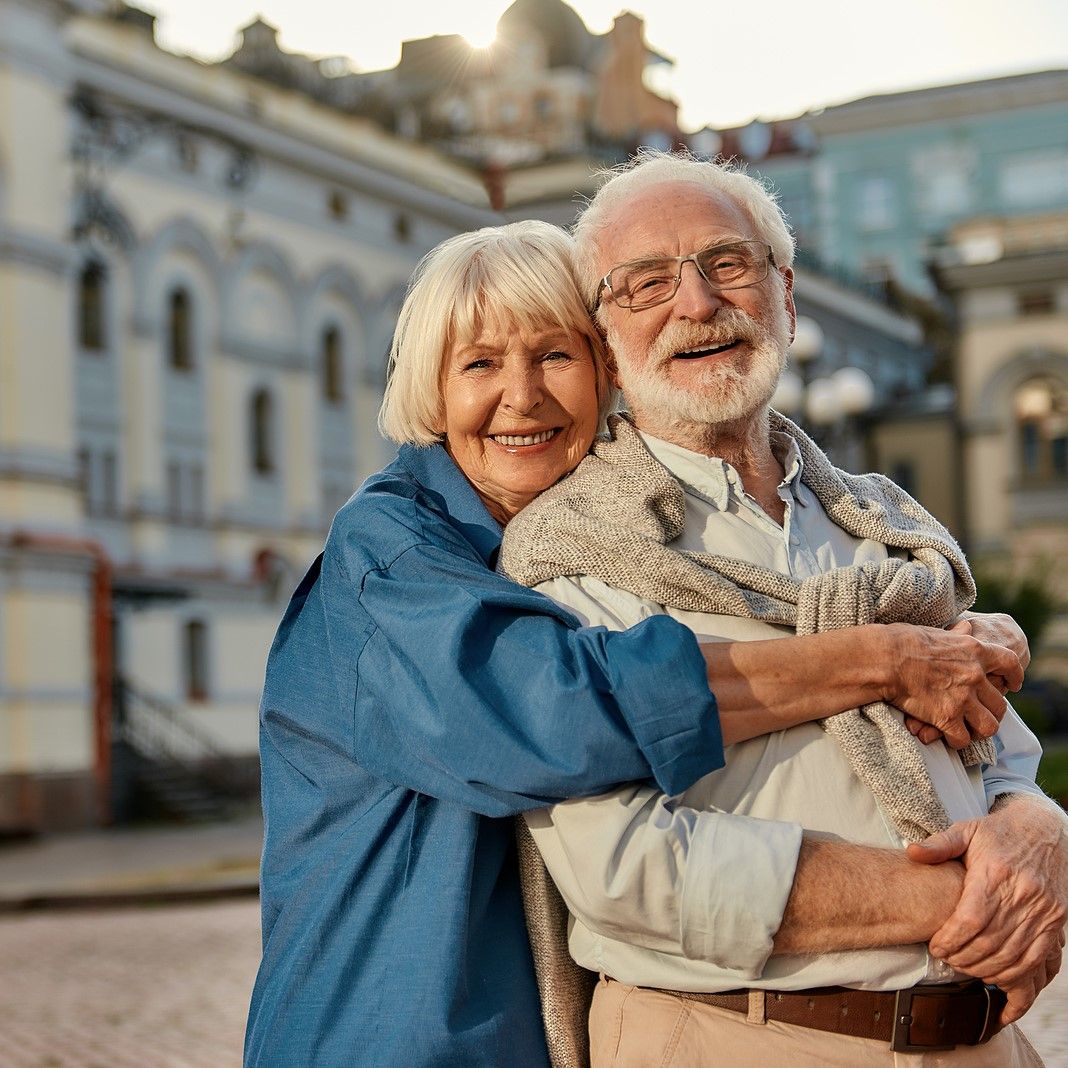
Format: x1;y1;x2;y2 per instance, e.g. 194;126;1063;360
0;901;259;1068
1;900;1066;1066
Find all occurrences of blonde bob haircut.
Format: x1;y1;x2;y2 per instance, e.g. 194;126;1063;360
378;220;613;446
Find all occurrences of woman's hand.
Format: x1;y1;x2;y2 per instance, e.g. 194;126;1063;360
881;623;1022;749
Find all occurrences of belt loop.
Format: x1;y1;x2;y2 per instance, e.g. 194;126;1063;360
747;990;766;1025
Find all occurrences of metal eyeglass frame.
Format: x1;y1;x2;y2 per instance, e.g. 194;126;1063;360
597;240;776;312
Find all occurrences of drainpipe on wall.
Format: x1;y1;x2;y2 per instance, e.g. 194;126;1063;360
9;531;113;827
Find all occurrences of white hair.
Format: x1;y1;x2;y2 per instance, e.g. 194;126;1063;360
378;220;613;445
572;149;796;310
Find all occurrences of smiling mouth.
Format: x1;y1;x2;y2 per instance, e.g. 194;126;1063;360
489;429;559;446
673;340;743;360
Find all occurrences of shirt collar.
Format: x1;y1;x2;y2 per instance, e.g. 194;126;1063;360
637;428;806;510
773;431;807;503
396;442;504;565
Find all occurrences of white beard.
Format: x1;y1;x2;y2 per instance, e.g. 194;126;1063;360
607;300;792;430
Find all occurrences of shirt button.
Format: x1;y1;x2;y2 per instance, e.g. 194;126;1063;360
790;534;800;546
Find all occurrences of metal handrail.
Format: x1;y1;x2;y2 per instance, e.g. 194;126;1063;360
114;677;255;794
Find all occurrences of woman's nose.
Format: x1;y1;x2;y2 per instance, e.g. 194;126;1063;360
500;367;545;412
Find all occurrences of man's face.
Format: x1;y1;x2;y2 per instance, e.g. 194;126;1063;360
594;181;796;431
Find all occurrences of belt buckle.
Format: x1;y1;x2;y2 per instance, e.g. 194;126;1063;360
890;987;958;1053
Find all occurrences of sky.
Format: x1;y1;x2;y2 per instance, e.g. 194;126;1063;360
139;0;1068;130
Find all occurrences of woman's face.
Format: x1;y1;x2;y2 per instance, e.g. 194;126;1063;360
440;318;600;525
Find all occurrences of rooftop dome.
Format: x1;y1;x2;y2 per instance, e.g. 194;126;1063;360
496;0;594;69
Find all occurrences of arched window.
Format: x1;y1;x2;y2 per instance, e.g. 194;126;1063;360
183;619;209;701
322;325;344;403
251;388;275;475
1015;377;1068;484
79;260;107;351
168;287;194;371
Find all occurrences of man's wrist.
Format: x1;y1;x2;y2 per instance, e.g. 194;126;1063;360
991;790;1068;833
867;622;903;703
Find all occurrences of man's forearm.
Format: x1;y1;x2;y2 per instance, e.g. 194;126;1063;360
705;622;1014;748
772;836;965;955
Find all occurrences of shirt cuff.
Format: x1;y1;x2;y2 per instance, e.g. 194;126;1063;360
601;615;724;796
679;811;803;978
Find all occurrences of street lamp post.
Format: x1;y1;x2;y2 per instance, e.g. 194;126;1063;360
771;315;876;469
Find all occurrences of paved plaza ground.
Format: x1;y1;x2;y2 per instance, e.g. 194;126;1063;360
0;899;1066;1067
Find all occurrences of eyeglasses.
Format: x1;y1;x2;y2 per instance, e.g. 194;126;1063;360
599;240;775;312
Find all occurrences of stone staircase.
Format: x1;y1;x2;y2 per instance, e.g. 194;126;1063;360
112;679;258;824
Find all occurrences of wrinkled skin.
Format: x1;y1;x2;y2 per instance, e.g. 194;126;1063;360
904;614;1030;744
908;794;1068;1025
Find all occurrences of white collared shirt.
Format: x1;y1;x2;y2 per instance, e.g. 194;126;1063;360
525;429;1044;992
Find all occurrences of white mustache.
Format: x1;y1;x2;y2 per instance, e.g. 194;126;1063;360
650;310;764;367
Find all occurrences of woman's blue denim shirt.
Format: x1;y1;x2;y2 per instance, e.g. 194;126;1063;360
244;442;722;1067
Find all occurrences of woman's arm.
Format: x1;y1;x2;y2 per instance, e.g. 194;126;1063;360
707;622;1022;746
326;536;723;817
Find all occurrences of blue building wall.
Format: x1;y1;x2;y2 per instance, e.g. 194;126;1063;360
737;71;1068;295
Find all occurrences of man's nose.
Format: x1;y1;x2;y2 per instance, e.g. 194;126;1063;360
501;366;545;412
672;260;725;321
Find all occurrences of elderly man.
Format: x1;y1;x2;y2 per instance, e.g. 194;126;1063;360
500;153;1068;1066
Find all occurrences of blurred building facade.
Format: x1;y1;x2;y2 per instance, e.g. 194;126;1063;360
933;213;1068;677
702;70;1068;297
0;0;495;831
224;0;681;173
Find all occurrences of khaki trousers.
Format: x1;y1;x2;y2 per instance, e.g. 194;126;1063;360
589;978;1046;1068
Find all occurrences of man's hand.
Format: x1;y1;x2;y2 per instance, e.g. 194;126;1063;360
883;623;1021;749
998;943;1064;1027
907;794;1068;999
958;611;1031;673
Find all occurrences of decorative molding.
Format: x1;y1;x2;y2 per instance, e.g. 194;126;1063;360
218;334;308;371
304;262;373;321
215;500;325;538
229;239;299;294
793;267;923;344
0;3;74;87
970;347;1068;425
71;186;137;251
0;226;77;276
131;216;224;327
0;545;97;583
0;446;78;486
0;686;90;704
70;56;497;230
1010;483;1068;524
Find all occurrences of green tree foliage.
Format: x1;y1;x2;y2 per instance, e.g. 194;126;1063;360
973;566;1059;653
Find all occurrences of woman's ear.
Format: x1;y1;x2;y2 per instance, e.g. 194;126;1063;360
429;404;447;439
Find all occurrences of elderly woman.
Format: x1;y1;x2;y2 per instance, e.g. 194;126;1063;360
244;222;1022;1067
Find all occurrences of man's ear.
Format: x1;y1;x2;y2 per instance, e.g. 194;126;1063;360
602;346;621;389
782;268;797;342
592;307;621;386
602;343;623;390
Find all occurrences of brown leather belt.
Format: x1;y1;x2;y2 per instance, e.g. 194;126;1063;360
622;979;1006;1052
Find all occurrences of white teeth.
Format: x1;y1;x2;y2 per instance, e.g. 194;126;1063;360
680;340;733;354
492;430;555;446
